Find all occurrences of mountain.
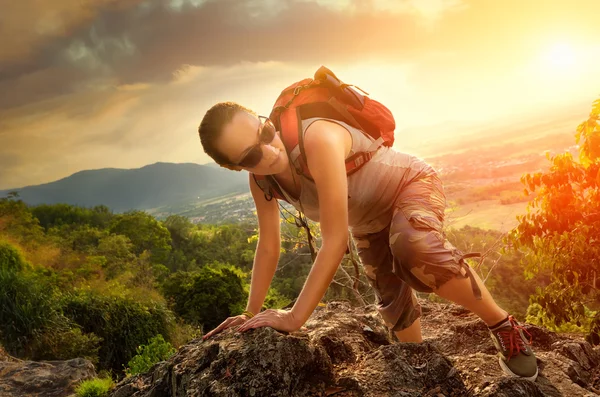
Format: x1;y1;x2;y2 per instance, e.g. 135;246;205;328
0;162;249;213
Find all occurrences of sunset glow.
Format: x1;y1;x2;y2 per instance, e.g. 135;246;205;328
543;42;578;73
1;0;600;189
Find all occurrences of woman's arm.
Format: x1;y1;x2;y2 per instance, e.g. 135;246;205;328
290;120;351;327
245;172;282;315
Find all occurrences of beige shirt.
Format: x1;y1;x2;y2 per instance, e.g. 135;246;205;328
272;117;436;235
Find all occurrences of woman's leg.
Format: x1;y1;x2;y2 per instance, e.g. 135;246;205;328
435;264;508;326
389;172;537;380
388;173;507;326
353;228;423;342
394;317;422;343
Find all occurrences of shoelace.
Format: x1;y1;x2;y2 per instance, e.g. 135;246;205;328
497;315;533;361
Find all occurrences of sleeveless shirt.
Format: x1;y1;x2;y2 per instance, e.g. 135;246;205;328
271;117;437;235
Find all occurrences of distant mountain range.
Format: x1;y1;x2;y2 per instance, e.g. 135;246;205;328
0;162;249;213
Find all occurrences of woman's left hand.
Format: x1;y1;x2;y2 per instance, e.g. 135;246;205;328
236;309;300;334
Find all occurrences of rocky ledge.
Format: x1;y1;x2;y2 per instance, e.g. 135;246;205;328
109;299;600;396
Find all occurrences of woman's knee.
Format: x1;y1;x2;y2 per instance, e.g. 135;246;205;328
389;211;462;292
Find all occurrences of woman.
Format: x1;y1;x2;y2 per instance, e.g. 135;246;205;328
197;102;537;381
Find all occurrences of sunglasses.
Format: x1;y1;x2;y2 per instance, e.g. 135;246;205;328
231;116;277;168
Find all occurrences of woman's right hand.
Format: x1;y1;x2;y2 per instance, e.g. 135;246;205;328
202;314;250;341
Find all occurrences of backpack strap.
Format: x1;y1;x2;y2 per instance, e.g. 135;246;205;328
286;113;386;179
251;173;287;203
270;67;388;180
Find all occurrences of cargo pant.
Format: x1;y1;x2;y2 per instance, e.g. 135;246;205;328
352;173;477;332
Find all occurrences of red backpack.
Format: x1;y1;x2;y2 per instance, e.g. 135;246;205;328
253;66;396;202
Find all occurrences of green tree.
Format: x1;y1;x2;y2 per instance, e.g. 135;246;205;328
161;264;247;332
509;98;600;343
95;234;136;279
32;204;113;230
0;199;45;244
109;211;171;264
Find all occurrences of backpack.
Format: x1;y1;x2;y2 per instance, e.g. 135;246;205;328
252;65;396;203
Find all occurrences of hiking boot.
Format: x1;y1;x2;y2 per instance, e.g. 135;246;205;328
489;315;538;381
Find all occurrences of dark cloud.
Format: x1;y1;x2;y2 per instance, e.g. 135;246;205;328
4;0;600;110
106;0;422;83
0;0;423;109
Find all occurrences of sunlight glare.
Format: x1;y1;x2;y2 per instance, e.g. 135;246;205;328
542;42;577;72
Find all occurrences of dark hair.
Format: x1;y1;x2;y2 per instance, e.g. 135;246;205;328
198;102;256;165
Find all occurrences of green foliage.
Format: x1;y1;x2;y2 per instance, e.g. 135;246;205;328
161;264;247;332
109;211;171;264
30;326;102;364
0;239;28;272
125;334;176;376
32;204;113;230
0;201;291;374
60;289;176;373
0;241;61;356
75;377;115;397
526;302;595;333
44;224;108;254
164;218;255;272
509;98;600;343
95;234;136;279
0;199;45;245
263;287;292;310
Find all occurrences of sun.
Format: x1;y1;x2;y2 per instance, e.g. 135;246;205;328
542;42;577;72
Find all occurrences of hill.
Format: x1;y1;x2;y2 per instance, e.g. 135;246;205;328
0;162;249;213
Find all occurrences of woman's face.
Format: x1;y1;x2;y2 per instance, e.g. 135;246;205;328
216;110;289;175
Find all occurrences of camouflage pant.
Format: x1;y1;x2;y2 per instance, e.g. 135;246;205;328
352;173;470;332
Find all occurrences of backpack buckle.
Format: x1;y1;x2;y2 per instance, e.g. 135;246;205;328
293;80;315;96
353;152;372;168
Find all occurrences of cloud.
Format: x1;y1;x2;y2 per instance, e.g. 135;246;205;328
0;0;433;110
0;0;143;71
4;0;600;111
0;62;312;189
3;0;600;189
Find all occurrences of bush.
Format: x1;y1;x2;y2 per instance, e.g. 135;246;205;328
161;264;247;332
125;334;176;376
0;241;62;357
29;327;102;364
75;377;115;397
60;289;176;374
526;302;594;333
0;240;28;272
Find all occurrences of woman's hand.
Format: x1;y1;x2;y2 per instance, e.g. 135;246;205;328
202;314;250;341
236;309;300;334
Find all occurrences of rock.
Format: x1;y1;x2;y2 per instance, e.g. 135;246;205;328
4;299;600;397
1;299;586;397
477;377;547;396
0;357;96;397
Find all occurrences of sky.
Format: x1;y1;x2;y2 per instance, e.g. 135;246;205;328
1;0;599;189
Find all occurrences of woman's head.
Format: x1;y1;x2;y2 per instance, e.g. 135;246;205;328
198;102;289;174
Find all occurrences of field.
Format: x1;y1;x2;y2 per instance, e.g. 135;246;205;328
444;200;529;231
